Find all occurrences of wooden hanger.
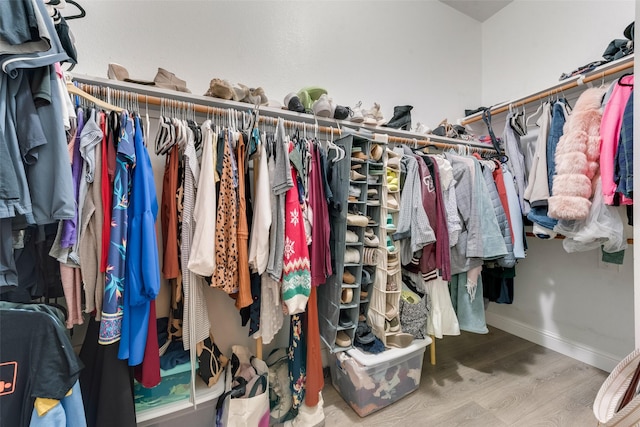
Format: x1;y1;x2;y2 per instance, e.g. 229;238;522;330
66;83;123;112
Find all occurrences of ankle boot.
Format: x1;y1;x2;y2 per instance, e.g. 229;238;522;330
383;105;413;130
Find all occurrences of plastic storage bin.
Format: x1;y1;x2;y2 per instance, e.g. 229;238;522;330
329;338;430;417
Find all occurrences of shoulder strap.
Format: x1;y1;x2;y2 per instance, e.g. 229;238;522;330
247;374;268;398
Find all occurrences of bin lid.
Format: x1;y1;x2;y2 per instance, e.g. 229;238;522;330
346;337;431;367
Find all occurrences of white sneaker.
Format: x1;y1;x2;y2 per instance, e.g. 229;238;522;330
312;94;332;118
363;102;384;126
350;101;365;123
414;122;432;134
283;392;326;427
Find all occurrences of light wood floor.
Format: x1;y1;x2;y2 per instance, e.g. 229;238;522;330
322;326;608;426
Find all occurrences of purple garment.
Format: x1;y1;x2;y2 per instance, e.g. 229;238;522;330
309;143;331;287
60;108;84;249
415;155;438;276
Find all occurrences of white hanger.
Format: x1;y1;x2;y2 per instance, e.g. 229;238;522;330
526;101;545;127
327;127;345;162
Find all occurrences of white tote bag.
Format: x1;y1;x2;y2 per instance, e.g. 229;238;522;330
216;346;270;427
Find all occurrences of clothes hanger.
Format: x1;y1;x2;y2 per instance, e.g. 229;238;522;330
509;103;527;137
618;72;634;87
526;100;544;127
66;82;123;112
326;127;345;163
155;99;175;155
64;0;86;20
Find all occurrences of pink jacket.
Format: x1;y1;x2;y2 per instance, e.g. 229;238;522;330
600;75;634;205
548;87;605;220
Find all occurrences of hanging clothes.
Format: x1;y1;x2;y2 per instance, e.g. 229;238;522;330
308;142;332;286
288;313;306;411
213;130;239;293
185;121;215;347
267;120;293;282
472;158;507;260
181;122;211;350
549;87;606;220
304;143;329;408
449;266;488;334
79;111;105;318
46;106;84;328
392;151;435;264
19;66;76;228
235;133;253;309
99;111;136;345
615;91;634;199
482;266;516;304
304;286;324;407
402;269;459;339
99;111;119;287
528;99;570;234
432;155;461;247
502;166;526;259
118;115;160;367
447;154;483;275
524;102;552;208
480;162;514;268
80;318;136;427
281;142;311;315
188;123;217;277
248;135;272;275
601;74;634;205
408;155;439;281
163;143;184;343
427;156;451;281
503;111;529;215
0;304;83;427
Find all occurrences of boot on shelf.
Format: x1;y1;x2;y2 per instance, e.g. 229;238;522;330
382;105;413;130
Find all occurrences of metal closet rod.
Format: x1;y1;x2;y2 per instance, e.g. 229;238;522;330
461;55;634;126
74;80;498;155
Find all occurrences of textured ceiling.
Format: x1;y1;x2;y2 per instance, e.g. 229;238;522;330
439;0;513;22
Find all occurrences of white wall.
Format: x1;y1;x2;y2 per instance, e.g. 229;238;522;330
481;0;636;371
71;0;482;131
481;0;635;106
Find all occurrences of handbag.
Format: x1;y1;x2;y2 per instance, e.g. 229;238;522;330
399;285;428;339
216;346;270;427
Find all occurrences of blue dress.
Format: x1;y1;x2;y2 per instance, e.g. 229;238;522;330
99;112;135;345
118;116;160;364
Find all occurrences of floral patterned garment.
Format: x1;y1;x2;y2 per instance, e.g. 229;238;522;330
99;111;136;345
288;313;306;410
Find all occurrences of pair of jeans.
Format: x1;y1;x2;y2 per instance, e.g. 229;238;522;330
546;99;569;193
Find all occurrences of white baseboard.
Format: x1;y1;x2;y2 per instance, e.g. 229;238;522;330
486;312;623;372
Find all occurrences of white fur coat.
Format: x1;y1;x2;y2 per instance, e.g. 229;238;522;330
548;87;605;220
